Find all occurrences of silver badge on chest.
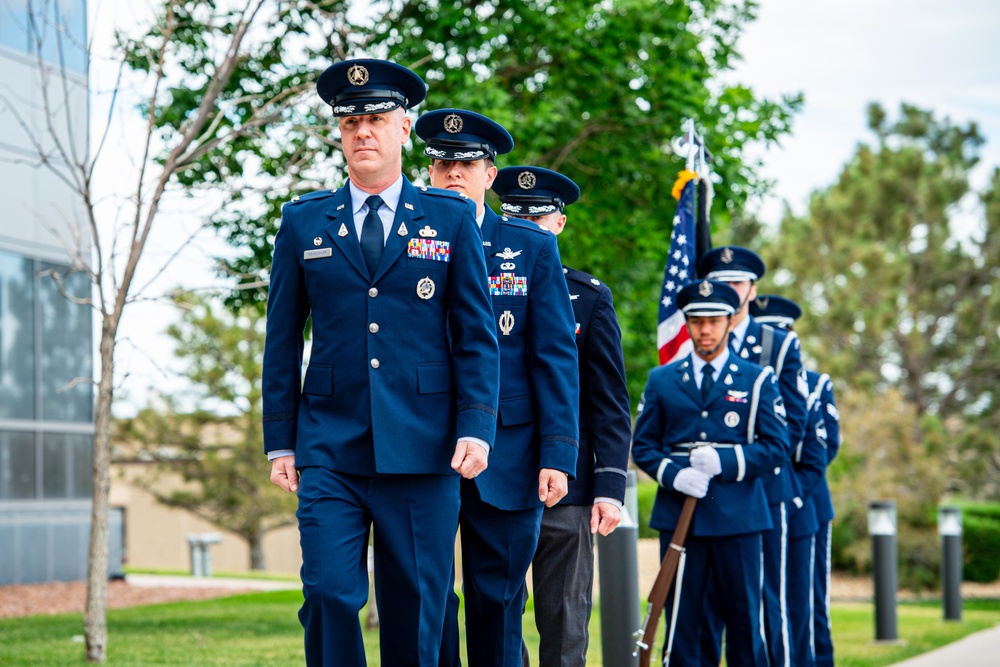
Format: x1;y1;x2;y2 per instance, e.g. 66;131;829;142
416;277;435;300
499;310;515;336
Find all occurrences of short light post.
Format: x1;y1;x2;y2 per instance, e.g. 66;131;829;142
598;470;640;667
868;500;898;642
938;506;963;621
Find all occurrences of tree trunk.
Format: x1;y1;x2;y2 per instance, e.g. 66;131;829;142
249;534;266;571
84;319;117;663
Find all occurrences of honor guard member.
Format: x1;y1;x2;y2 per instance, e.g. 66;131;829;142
631;280;789;667
753;295;841;667
494;166;632;667
415;109;580;667
263;62;501;667
698;246;809;667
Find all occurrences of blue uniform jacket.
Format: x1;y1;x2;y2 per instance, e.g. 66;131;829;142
788;395;825;539
736;318;808;506
560;266;631;506
470;207;580;510
807;371;841;523
632;353;789;537
261;179;501;475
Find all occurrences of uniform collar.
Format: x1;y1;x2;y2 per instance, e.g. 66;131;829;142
691;349;731;384
349;174;403;216
730;316;750;351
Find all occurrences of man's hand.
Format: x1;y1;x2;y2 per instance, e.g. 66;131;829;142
672;467;710;498
690;446;722;477
590;502;621;536
538;468;569;507
451;439;488;479
270;455;299;493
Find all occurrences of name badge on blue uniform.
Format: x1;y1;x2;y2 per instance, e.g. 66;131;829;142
304;248;332;260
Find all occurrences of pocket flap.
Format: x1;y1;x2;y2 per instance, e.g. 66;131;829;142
302;365;333;396
499;396;537;426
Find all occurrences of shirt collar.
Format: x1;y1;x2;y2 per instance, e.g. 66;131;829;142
691;348;730;381
730;316;751;350
349;175;403;216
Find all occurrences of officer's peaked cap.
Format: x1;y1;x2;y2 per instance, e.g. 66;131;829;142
749;294;801;329
317;59;426;117
699;245;766;282
677;280;740;317
492;166;581;217
414;109;514;162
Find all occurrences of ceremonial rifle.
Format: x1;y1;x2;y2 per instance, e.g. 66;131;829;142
633;494;697;667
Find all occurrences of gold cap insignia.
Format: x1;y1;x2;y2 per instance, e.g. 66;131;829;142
721;248;734;264
347;64;369;86
443;114;463;134
755;297;769;309
698;280;713;297
517;171;536;189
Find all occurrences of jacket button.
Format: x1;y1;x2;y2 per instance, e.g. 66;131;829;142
701;411;708;418
370;359;380;369
700;432;707;440
369;287;378;297
369;323;379;333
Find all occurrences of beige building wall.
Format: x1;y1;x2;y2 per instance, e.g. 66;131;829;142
111;462;302;576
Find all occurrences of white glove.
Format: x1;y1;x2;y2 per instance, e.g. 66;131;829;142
672;467;710;498
690;446;722;477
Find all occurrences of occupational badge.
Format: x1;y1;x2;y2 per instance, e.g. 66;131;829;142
682;373;690;382
517;171;536;189
416;277;435;300
721;248;734;263
444;113;463;133
338;223;349;237
419;225;438;238
500;262;516;270
313;237;323;246
724;411;740;428
397;222;408;236
723;374;734;386
740;349;749;359
347;64;369;86
496;247;523;260
725;390;748;404
499;310;515;336
698;280;713;297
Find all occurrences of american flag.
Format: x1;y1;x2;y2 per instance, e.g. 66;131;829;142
656;179;697;364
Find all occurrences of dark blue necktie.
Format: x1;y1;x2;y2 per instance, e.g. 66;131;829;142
729;331;738;350
701;364;715;400
361;195;385;278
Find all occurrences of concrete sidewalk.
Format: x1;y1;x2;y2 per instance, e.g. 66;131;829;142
125;573;301;592
887;623;1000;666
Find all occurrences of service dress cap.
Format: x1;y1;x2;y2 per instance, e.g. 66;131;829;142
414;108;514;162
699;245;766;283
749;294;802;329
677;280;741;317
492;166;581;217
317;58;426;117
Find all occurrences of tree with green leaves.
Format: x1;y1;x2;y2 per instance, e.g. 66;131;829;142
136;0;801;407
117;293;295;571
763;102;1000;502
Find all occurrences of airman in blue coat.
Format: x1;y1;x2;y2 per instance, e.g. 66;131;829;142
632;280;789;667
415;109;580;667
753;294;842;667
699;247;810;667
262;62;500;667
494;166;632;667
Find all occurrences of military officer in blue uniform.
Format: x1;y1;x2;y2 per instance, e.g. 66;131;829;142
493;166;632;667
263;62;501;667
753;295;841;667
632;280;789;667
698;246;809;667
415;109;580;667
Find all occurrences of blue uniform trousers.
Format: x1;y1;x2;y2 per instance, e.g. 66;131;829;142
660;531;767;667
814;522;834;667
788;532;816;667
762;501;791;667
297;467;460;667
441;479;544;667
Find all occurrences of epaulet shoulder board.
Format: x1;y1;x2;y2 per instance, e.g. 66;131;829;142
287;189;338;205
418;185;465;200
500;215;551;236
563;266;604;291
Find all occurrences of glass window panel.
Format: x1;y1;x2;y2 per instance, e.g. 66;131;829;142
0;1;29;54
70;432;91;498
39;263;93;422
0;250;35;420
41;433;68;498
0;430;36;499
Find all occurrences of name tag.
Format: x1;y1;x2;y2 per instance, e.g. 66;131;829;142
304;248;332;260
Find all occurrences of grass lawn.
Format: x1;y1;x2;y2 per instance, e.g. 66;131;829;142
1;591;997;666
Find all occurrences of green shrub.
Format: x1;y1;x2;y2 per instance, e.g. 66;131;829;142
962;514;1000;583
636;478;658;539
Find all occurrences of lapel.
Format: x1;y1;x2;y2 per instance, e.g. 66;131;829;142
482;207;503;275
741;318;763;363
373;177;424;282
675;355;701;405
324;187;368;279
709;354;740;405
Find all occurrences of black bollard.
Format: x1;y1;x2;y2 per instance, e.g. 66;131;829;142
868;500;898;642
938;506;963;621
598;470;640;667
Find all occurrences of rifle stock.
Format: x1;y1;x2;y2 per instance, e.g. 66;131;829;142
634;495;698;667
